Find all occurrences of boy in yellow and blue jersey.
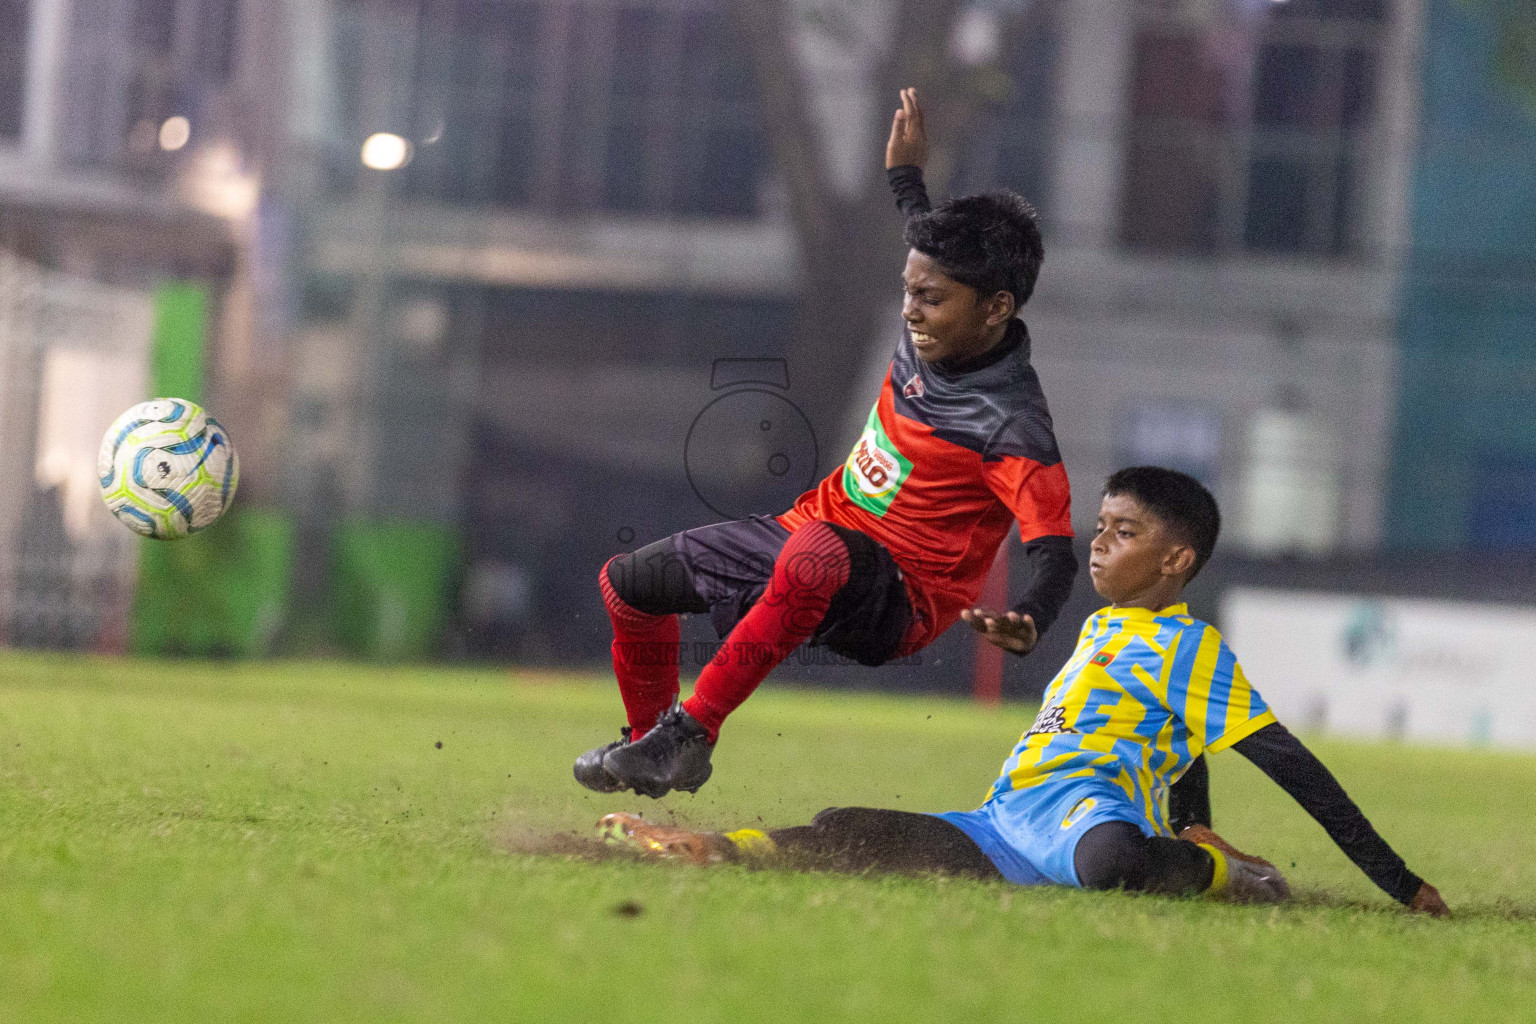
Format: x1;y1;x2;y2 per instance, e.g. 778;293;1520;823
599;468;1449;914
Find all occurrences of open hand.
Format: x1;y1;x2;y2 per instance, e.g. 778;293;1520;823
885;87;928;170
1409;881;1450;917
961;607;1038;655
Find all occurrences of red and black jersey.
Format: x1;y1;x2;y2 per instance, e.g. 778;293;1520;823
778;319;1073;649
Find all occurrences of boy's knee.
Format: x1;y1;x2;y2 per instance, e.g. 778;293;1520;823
605;539;700;616
778;520;876;602
1073;820;1150;891
602;552;631;596
808;807;894;840
780;521;851;570
603;551;652;613
810;806;861;830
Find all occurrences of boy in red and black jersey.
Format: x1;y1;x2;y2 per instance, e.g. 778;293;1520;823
578;90;1078;797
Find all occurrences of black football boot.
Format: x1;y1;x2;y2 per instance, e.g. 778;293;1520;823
573;726;632;792
601;701;713;798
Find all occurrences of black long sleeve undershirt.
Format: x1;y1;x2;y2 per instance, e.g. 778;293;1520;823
1223;723;1423;905
1008;536;1078;643
888;165;931;219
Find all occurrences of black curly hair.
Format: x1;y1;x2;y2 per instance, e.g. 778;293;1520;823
903;192;1044;308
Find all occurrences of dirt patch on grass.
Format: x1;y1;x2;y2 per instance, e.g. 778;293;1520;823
493;822;642;864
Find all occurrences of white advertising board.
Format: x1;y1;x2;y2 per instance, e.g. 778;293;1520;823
1222;588;1536;749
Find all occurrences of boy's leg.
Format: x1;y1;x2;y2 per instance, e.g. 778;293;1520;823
976;778;1287;900
1072;820;1289;902
576;536;714;792
585;518;783;795
597;807;1002;880
1072;821;1213;895
770;807;1003;879
602;519;910;796
600;541;708;738
680;519;853;740
600;521;851;796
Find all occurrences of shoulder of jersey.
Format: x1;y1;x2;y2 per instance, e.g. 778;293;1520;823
1157;614;1212;653
889;334;1061;465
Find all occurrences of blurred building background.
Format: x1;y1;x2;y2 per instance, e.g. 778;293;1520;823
1;0;1533;709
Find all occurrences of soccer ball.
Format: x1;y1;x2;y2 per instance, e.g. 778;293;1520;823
97;398;239;540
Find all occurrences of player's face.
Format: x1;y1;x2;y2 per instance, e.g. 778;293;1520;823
901;250;1011;364
1088;493;1194;606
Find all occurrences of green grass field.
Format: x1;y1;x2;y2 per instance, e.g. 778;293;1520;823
1;651;1534;1022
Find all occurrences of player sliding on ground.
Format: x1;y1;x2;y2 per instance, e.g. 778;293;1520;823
577;88;1077;798
599;468;1450;915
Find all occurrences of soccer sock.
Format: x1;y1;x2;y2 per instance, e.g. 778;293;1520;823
721;828;778;859
1197;844;1230;894
600;557;681;739
682;521;851;742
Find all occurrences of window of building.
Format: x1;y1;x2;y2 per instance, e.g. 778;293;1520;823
330;0;768;218
1121;0;1386;257
400;1;541;207
0;0;29;141
669;9;763;217
601;7;669;213
123;0;179;145
194;0;242;87
953;8;1062;214
56;0;241;165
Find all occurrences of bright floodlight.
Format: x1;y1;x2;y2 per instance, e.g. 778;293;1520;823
361;132;411;170
159;116;191;152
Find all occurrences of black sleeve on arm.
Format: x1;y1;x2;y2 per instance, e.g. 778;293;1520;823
1233;722;1424;906
1007;535;1077;644
1168;754;1212;833
887;165;931;219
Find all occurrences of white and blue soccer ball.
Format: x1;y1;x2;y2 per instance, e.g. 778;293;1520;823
97;398;239;540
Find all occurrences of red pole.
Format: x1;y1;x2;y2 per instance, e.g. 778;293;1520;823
972;540;1010;706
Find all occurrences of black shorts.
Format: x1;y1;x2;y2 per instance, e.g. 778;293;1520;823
606;517;914;667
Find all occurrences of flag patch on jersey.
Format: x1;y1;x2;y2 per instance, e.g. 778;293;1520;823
1089;650;1115;668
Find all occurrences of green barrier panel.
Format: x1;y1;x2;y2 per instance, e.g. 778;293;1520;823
330;521;459;661
150;282;207;402
130;281;296;657
131;508;295;657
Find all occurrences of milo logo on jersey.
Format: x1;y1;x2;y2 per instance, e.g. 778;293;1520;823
842;404;913;516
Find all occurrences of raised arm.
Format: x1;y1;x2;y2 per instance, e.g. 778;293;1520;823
886;87;931;218
1233;722;1448;915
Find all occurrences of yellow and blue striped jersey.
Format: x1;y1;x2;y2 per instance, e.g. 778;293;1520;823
988;603;1276;835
